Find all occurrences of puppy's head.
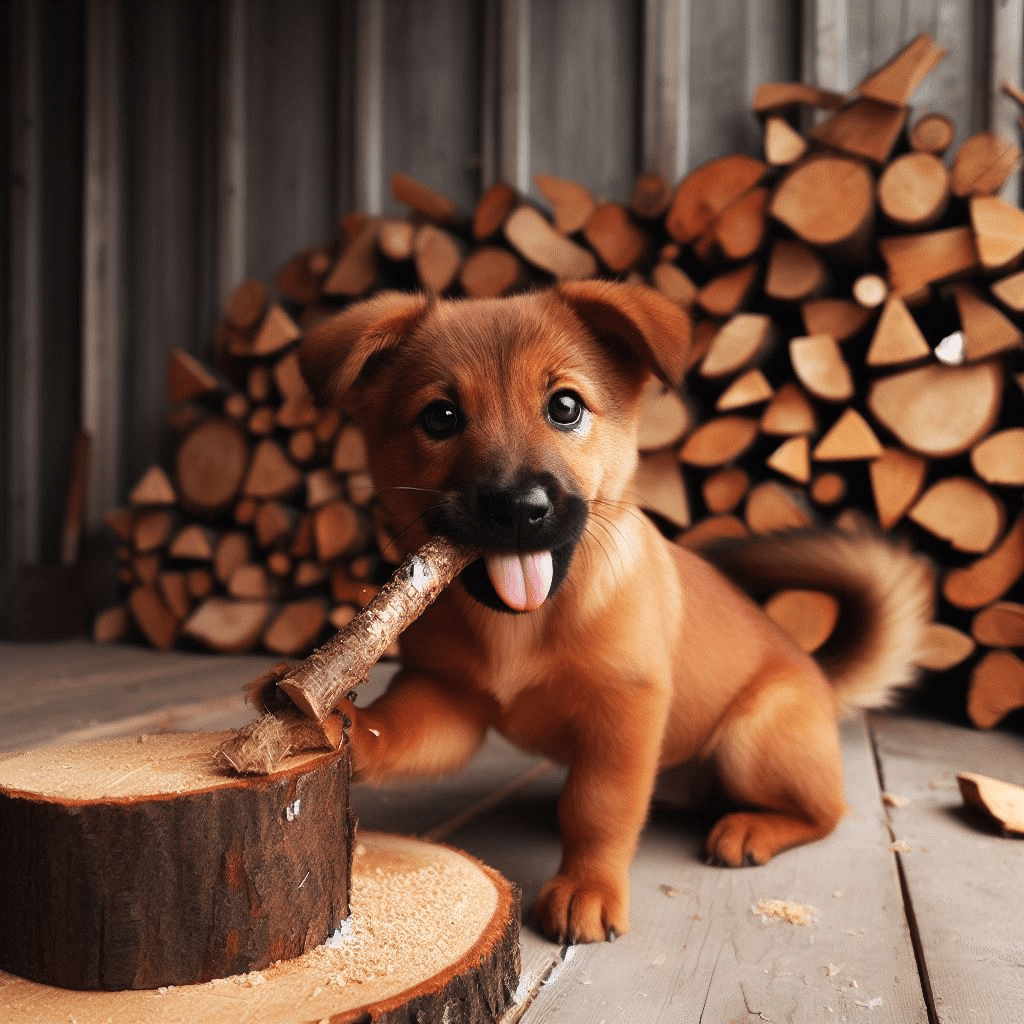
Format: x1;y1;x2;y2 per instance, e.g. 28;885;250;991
301;281;690;613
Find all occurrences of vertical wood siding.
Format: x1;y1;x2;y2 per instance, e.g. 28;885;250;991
2;0;1022;625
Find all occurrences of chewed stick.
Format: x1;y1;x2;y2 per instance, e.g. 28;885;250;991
217;537;478;774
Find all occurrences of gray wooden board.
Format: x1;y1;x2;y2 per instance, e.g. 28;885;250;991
870;712;1024;1024
448;716;928;1023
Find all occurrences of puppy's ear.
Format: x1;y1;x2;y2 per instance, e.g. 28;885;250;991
299;291;430;405
554;280;691;389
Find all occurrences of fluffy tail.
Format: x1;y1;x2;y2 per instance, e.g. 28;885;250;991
702;527;936;713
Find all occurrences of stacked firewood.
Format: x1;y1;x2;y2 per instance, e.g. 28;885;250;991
96;34;1024;727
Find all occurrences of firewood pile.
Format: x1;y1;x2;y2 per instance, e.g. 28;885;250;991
95;34;1024;728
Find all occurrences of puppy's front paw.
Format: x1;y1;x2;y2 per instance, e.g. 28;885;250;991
533;873;629;944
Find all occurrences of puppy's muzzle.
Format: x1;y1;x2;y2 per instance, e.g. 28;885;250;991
479;483;554;546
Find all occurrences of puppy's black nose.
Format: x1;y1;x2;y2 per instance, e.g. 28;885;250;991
481;484;553;543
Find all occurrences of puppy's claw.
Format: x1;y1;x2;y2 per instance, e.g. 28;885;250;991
606;928;617;943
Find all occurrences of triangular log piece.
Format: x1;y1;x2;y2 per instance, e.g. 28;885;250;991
133;510;176;554
971;428;1024;486
760;381;817;436
789;335;854;402
288;428;317;465
764;589;839;653
252;304;301;357
952;282;1024;361
808;97;908;165
414;224;462;294
332;424;368;473
909;112;955;155
969;194;1024;269
167;523;215;561
878;224;977;296
878;152;950;229
503;206;598;279
666;154;768;243
764;116;807;166
127;585;178;651
812;408;883;462
809;472;846;506
972;601;1024;648
183;597;271;652
629;171;673;219
867;360;1003;458
129;465;176;507
745;480;814;533
676;514;749;550
908;477;1005;554
856;32;947;106
769;154;874;261
174;417;250;514
966;651;1024;730
700;313;773;378
764;239;827;301
323;218;380;297
702;467;750;514
584;202;648;272
801;298;873;340
914;621;975;671
678;416;759;467
314;500;362;562
951;132;1022;197
391;171;458;224
716;368;774;411
637;380;691;452
866;296;931;366
460;247;524;298
957;771;1024;835
868;447;928;530
534;173;597;234
225;278;269;331
158;571;191;621
991;269;1024;311
243;439;303;501
751;82;846;114
264;598;328;657
167;348;220;405
273;351;319;430
228;563;272;600
631;451;690;528
943;513;1024;610
710;187;769;261
695;261;759;317
472;181;518;240
377;217;416;261
254;501;298;550
93;604;130;644
650;261;698;308
766;434;810;483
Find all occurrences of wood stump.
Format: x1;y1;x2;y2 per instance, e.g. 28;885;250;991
0;732;353;990
0;832;521;1024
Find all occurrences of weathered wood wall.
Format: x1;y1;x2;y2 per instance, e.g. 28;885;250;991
1;0;1021;630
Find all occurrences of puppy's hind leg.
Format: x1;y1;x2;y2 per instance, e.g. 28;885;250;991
705;670;847;867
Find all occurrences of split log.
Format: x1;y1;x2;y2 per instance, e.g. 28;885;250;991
866;296;930;366
632;451;691;528
702;467;750;514
224;277;268;331
856;32;947;107
182;597;271;653
251;304;301;358
950;132;1022;198
167;523;215;561
0;732;352;989
972;601;1024;648
676;514;749;550
915;621;975;671
763;116;807;166
869;447;928;530
907;477;1005;554
716;368;773;411
243;439;303;501
867;360;1003;458
127;585;177;650
766;435;810;484
695;261;759;316
709;186;769;260
751;82;845;114
809;472;846;506
504;205;598;279
413;224;462;294
472;181;517;239
132;509;175;554
158;570;191;620
909;112;955;155
534;173;596;233
460;246;524;298
967;650;1024;729
129;465;176;507
167;348;220;405
666;154;768;243
764;239;827;301
314;500;362;562
769;154;874;264
801;298;873;340
942;514;1024;610
323;218;379;297
878;224;977;296
970;195;1024;269
264;598;328;656
391;172;457;224
650;261;697;307
699;313;772;379
952;282;1023;361
760;381;817;436
764;589;839;653
957;772;1024;837
679;416;759;467
629;171;672;219
971;428;1024;486
789;335;854;402
808;97;908;165
811;408;883;462
636;380;691;452
174;417;249;515
584;202;647;272
745;480;813;533
991;269;1024;310
377;218;416;262
93;604;130;644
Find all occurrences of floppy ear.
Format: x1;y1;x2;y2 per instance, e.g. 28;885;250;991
554;280;691;389
299;291;430;406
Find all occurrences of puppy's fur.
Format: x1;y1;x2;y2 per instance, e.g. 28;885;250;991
301;281;934;944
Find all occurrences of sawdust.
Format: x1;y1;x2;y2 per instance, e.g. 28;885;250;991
751;898;819;925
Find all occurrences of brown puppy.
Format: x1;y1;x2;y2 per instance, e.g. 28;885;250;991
300;281;934;944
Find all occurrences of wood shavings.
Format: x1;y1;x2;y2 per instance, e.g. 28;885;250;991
889;839;913;853
882;791;908;807
751;898;818;925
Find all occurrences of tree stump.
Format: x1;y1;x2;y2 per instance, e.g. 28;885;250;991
0;732;353;990
0;833;521;1024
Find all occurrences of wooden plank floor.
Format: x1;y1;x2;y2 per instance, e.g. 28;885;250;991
1;641;1021;1022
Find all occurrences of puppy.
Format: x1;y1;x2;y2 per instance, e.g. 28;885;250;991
300;281;934;944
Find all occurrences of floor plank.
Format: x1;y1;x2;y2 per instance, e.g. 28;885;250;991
870;712;1024;1024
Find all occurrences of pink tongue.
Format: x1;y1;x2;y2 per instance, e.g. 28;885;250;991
484;551;554;611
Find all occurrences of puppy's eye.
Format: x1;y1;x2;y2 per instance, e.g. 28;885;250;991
547;389;586;430
419;400;463;439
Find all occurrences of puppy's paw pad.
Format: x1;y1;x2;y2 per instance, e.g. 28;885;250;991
534;874;628;945
706;812;775;868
